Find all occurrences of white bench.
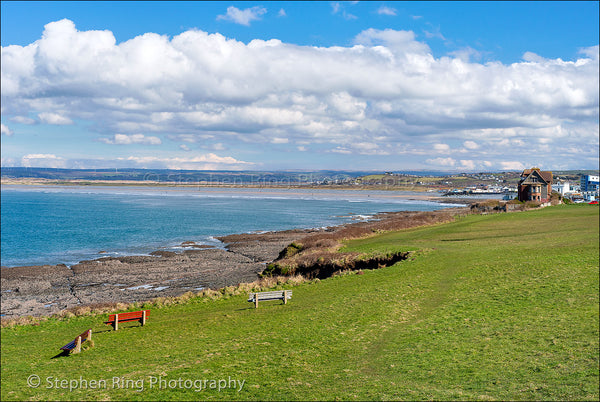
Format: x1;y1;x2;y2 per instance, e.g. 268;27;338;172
248;290;292;308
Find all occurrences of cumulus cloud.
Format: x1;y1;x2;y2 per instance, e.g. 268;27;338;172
1;19;598;170
377;6;397;16
217;6;267;26
460;160;476;170
1;123;13;136
123;153;253;170
100;134;162;145
38;112;73;125
463;140;479;150
433;143;451;153
21;153;66;168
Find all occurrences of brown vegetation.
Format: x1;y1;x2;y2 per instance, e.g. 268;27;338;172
263;208;469;278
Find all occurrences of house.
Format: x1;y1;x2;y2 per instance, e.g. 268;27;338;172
552;181;572;195
518;168;553;203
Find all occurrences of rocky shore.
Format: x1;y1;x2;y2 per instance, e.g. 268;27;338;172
1;229;312;318
1;206;475;319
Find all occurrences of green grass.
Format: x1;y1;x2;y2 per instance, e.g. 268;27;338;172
2;205;598;400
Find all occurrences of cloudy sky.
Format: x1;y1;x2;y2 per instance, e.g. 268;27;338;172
1;1;598;172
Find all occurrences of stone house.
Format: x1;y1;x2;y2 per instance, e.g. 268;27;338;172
518;168;553;203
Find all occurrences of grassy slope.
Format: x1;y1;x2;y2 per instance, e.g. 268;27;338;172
1;205;598;401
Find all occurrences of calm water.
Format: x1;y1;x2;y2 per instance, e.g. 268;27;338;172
1;185;461;267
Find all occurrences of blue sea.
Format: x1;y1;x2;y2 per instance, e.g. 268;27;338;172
1;185;462;268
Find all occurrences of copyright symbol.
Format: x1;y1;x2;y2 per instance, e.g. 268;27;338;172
27;374;41;388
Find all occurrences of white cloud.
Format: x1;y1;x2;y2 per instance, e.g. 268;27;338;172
433;143;450;153
1;157;17;166
579;45;599;60
463;140;479;150
38;112;73;125
522;51;546;63
21;153;66;168
278;8;286;17
448;46;481;62
377;6;397;16
1;123;13;136
423;25;446;41
426;157;456;167
10;116;36;124
331;2;357;20
500;161;526;170
217;6;267;26
100;134;162;145
1;19;598;169
460;160;476;170
123;153;253;170
331;147;352;154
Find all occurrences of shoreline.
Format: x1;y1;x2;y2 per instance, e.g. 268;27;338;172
1;177;451;194
1;183;470;269
0;228;314;318
0;205;474;318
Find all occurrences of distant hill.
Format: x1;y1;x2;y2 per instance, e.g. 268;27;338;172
2;167;596;186
0;167;374;184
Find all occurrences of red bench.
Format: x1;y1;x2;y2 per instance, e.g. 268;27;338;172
60;329;92;354
104;310;150;331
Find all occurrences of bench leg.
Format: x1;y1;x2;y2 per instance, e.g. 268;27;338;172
74;336;82;354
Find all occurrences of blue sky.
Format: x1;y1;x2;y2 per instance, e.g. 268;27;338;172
1;1;598;171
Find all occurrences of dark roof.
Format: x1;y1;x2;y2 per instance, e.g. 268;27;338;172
521;168;553;184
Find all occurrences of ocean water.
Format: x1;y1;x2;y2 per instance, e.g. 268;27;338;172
1;185;461;268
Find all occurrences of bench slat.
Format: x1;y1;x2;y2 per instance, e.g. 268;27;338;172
105;310;150;323
60;329;91;352
248;290;292;306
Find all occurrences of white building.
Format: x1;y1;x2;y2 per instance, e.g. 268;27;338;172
552;181;572;195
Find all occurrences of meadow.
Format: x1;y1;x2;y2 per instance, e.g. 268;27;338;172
1;204;598;400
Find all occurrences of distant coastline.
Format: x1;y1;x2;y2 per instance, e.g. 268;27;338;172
0;177;437;193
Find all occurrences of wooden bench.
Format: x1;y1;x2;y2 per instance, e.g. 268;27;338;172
60;329;92;354
104;310;150;331
248;290;292;308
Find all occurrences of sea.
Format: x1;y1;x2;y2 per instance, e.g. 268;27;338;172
1;185;463;268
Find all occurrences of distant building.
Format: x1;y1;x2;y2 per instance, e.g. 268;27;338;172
518;168;553;202
580;175;599;192
552;181;571;195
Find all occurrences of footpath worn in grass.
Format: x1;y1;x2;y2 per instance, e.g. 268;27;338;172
1;205;598;400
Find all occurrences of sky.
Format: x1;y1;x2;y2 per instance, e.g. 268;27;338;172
1;1;599;172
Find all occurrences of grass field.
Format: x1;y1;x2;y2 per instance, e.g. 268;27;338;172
1;204;598;401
